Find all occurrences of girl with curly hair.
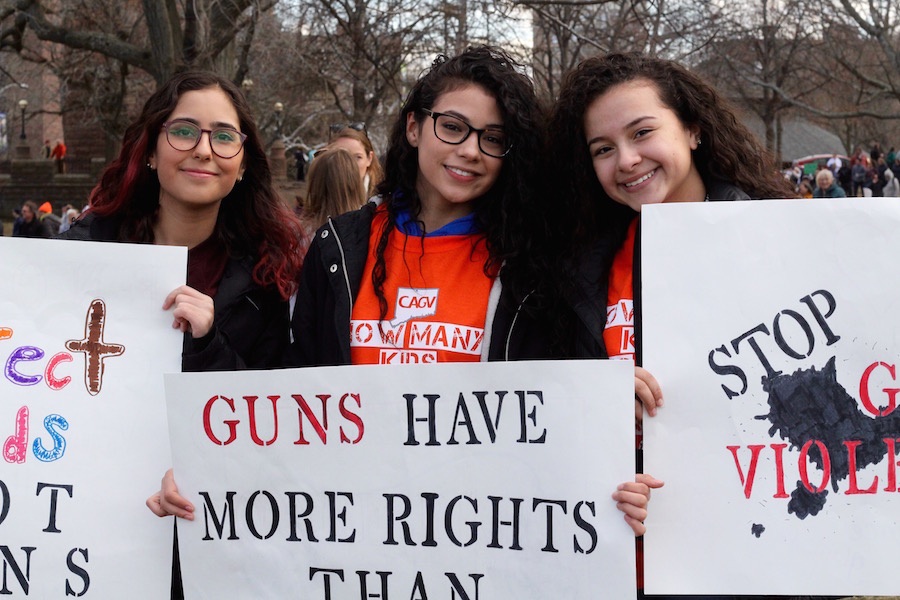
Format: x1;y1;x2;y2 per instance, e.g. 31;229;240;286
547;52;801;600
288;45;659;534
291;45;557;366
548;51;794;418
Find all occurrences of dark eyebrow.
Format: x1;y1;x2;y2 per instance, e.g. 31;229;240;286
587;115;656;146
170;117;240;130
440;110;504;130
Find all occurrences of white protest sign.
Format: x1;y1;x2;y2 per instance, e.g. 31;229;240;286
166;360;635;599
0;237;184;597
642;198;900;596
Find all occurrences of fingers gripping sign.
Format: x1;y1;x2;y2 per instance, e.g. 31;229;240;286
635;366;663;421
163;286;214;339
612;473;665;536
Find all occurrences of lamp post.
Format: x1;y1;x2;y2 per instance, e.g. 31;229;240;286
14;98;31;159
269;100;287;181
273;101;284;137
18;98;28;140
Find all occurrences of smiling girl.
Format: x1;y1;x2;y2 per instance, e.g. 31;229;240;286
65;71;303;371
548;52;799;600
288;45;660;533
549;52;794;418
290;46;551;367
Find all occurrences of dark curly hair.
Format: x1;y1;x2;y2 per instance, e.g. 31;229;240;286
371;45;548;320
548;52;795;253
87;70;304;300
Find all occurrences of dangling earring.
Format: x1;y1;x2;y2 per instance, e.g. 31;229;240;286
696;137;702;146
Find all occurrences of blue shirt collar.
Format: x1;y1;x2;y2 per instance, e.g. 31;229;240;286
395;207;480;237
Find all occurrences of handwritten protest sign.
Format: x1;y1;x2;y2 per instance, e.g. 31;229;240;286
0;237;184;597
166;360;635;598
642;198;900;596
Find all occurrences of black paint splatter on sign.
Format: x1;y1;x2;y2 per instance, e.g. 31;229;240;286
751;523;765;538
758;356;900;518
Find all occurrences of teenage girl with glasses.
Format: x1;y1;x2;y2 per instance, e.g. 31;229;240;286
64;72;305;600
287;45;661;532
65;70;303;372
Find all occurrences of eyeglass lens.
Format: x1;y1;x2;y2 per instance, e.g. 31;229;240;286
432;113;509;157
165;120;245;158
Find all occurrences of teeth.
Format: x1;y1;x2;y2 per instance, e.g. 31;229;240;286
625;170;655;187
448;166;475;177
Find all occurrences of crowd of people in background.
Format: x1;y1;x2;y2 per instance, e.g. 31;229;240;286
2;200;80;237
784;142;900;198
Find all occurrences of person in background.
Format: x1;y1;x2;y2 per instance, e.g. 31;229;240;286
14;200;53;238
883;169;900;197
50;139;67;174
798;179;814;198
297;147;367;255
41;139;52;159
813;169;847;198
326;124;383;198
293;147;307;181
37;201;61;235
58;204;80;234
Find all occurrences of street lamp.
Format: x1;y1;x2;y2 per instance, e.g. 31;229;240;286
18;98;28;140
273;101;284;137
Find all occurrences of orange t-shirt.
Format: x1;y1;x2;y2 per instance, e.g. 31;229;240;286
350;210;495;365
603;218;638;361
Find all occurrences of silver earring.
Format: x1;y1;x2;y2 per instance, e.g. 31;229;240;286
696;138;702;146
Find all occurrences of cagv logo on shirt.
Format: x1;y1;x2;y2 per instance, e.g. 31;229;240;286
391;287;439;326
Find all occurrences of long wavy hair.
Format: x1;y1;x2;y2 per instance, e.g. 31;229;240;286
302;148;366;232
373;45;547;319
329;127;384;198
548;52;795;254
87;70;304;300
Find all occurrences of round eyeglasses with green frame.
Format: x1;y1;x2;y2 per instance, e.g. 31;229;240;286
161;119;248;159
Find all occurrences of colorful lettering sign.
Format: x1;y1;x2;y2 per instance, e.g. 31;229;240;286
0;237;185;597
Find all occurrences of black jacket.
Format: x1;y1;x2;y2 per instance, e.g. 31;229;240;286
564;180;751;362
62;213;289;371
288;203;551;366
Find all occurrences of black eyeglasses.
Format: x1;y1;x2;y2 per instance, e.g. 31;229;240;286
421;109;511;158
161;120;248;159
329;122;367;135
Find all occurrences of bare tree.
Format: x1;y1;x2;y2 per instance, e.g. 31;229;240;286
518;0;724;101
0;0;272;84
693;0;823;160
